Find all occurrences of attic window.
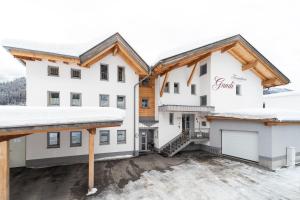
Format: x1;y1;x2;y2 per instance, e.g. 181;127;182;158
48;66;59;76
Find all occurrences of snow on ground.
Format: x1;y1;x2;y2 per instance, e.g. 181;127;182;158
0;106;125;128
92;158;300;200
213;108;300;121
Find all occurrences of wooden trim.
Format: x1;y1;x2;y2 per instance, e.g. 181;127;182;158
187;62;198;86
10;49;80;65
0;141;9;200
0;121;122;137
81;46;114;67
88;128;96;192
221;42;237;53
206;115;274;123
0;133;29;142
160;72;169;97
242;60;258;71
262;78;277;86
265;121;300;126
113;45;118;56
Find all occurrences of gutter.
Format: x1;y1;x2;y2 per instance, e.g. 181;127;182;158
133;70;152;156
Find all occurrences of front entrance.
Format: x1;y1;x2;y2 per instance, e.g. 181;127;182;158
139;129;154;152
9;136;26;168
182;114;194;131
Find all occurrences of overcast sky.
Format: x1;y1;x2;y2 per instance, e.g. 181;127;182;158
0;0;299;89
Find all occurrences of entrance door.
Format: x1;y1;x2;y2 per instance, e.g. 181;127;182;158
9;136;26;168
182;114;194;131
139;129;154;151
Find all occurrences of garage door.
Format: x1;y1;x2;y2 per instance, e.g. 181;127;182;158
222;130;258;162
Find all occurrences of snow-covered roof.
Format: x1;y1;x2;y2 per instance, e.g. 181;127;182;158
263;90;300;98
210;108;300;122
0;106;125;129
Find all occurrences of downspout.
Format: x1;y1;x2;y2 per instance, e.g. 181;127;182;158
133;69;151;156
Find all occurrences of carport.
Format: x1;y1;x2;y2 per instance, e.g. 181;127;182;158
0;106;125;200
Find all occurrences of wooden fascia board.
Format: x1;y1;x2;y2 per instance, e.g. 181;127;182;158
80;45;114;67
264;121;300;126
0;121;122;137
206;115;274;123
160;72;169;97
187;62;198;86
221;42;238;53
242;60;258;71
10;50;80;64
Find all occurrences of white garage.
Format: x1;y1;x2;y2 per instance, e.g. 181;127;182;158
221;130;259;162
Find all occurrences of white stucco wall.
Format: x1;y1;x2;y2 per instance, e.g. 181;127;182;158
210;51;263;111
263;92;300;110
26;53;139;160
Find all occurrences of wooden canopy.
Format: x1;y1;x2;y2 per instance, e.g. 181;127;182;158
153;35;290;88
0;115;123;200
4;33;149;76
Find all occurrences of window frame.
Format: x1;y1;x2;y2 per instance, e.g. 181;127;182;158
70;131;82;147
48;66;59;77
117;66;125;82
174;82;180;94
191;84;196;95
71;68;81;79
117;95;126;109
47;91;60;106
201;121;207;127
200;64;207;76
164;82;170;93
70;92;82;106
236;84;242;96
99;130;110;145
100;64;109;81
117;130;126;144
200;95;207;106
47;132;60;148
169;113;174;125
141;98;149;108
99;94;110;107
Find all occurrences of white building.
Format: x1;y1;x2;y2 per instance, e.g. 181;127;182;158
6;33;300;170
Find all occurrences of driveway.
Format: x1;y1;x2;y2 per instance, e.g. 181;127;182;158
10;152;300;200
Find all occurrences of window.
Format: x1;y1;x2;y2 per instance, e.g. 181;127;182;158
70;93;82;106
201;121;207;127
141;98;149;108
174;83;179;94
200;64;207;76
99;130;110;145
48;91;60;106
164;82;170;93
169;113;174;125
263;102;266;109
99;94;109;107
47;132;60;148
100;64;109;80
71;69;81;79
48;66;59;76
200;95;207;106
236;84;242;96
117;96;126;109
191;84;196;95
70;131;82;147
117;130;126;144
118;66;125;82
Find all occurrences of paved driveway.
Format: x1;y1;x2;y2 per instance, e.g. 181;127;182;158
10;152;300;200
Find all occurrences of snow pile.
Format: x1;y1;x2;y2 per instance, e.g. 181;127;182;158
212;108;300;122
0;106;125;128
92;158;300;200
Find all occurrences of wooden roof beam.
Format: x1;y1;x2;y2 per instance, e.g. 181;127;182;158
242;60;258;71
113;44;119;56
187;62;198;86
186;52;211;67
262;78;277;86
221;42;238;53
160;72;169;97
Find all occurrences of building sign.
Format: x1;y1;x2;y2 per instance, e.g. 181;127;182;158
212;76;235;90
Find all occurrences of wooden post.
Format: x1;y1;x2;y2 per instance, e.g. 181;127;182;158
87;128;97;196
0;140;9;200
